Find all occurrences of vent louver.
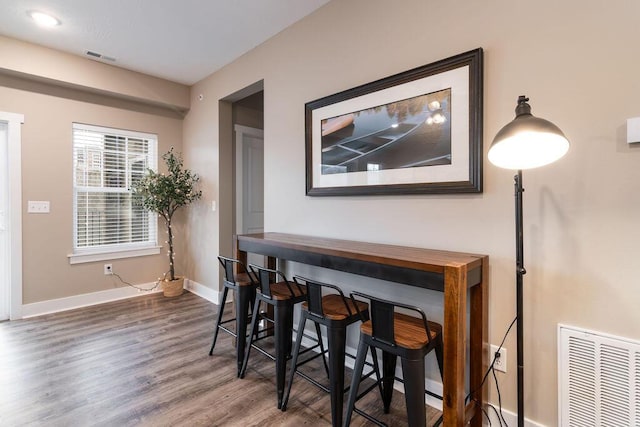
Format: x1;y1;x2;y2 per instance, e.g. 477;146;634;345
559;325;639;426
85;51;116;62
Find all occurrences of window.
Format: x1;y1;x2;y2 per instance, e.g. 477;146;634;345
69;123;159;264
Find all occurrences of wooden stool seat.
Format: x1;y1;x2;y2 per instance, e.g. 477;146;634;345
360;312;442;350
235;272;256;286
269;281;306;300
302;294;368;321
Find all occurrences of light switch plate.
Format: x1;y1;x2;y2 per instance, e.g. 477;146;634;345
627;117;640;143
28;201;50;213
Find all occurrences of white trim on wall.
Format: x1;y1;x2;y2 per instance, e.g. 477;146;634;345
484;405;546;427
184;279;222;305
22;282;163;318
0;111;24;320
68;245;161;264
20;278;221;319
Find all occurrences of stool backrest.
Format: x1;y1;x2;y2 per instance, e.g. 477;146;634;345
249;264;302;299
293;276;352;318
350;291;435;347
217;255;250;285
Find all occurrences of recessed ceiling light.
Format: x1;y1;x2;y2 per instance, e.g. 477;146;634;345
28;11;61;27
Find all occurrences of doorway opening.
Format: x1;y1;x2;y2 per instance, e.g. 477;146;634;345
218;82;264;268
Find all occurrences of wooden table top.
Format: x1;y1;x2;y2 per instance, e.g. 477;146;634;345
236;233;487;291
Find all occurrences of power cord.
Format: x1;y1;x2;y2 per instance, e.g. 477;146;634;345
110;270;161;292
466;315;517;427
492;365;509;426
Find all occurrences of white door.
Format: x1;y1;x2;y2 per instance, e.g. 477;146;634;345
0;121;8;320
0;112;24;321
235;125;264;267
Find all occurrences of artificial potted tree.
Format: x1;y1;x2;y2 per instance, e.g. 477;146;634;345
133;147;201;297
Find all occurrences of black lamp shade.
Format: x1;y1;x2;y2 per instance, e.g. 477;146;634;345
489;96;569;170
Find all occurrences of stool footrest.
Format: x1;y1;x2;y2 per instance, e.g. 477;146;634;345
294;347;326;367
217;324;237;339
355;381;380;401
294;370;330;393
210;312;256;353
426;389;443;401
249;341;277;362
353;407;388;427
297;343;323;358
218;317;236;326
252;326;275;338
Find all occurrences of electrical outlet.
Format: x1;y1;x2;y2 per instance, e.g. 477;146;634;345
491;344;507;373
27;200;50;213
104;264;113;275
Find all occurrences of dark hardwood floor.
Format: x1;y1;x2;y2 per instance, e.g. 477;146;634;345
0;291;441;426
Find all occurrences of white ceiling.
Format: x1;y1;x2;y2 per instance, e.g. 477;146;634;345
0;0;329;85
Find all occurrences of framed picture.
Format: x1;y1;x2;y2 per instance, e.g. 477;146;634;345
305;48;483;196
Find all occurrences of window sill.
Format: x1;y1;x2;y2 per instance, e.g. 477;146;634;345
68;246;162;264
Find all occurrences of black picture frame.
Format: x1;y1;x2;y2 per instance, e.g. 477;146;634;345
305;48;483;196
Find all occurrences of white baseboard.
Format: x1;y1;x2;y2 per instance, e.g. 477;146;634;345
484;405;546;427
184;279;222;305
21;282;162;318
20;279;222;319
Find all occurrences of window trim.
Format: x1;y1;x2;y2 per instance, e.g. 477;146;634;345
71;123;159;263
68;245;161;265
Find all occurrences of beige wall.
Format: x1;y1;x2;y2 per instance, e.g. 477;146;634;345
0;39;188;304
183;0;640;424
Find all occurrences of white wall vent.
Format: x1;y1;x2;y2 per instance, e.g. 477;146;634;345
558;324;640;426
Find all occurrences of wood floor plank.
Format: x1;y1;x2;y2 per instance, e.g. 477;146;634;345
0;291;442;426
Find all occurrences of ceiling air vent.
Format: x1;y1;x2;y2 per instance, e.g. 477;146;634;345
85;51;116;62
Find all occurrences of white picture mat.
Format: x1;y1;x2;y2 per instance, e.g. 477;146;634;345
311;66;470;189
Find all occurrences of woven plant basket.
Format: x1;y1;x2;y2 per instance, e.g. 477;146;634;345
162;277;184;297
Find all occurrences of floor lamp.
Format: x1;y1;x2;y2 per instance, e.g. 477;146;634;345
488;96;569;427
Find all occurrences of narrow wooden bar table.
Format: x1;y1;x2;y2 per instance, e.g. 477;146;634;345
234;232;488;427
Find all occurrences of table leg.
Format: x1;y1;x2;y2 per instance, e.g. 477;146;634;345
265;255;276;338
443;264;467;426
469;256;489;427
233;235;246;266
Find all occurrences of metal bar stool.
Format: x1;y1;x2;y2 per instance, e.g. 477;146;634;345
344;292;444;427
281;276;378;427
209;256;257;376
239;264;321;409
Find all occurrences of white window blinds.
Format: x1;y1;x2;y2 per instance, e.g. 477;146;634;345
72;123;158;255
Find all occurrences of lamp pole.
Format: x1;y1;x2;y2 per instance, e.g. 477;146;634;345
515;170;525;427
489;95;569;427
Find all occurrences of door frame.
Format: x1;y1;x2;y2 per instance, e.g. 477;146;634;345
234;124;264;236
0;111;24;320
